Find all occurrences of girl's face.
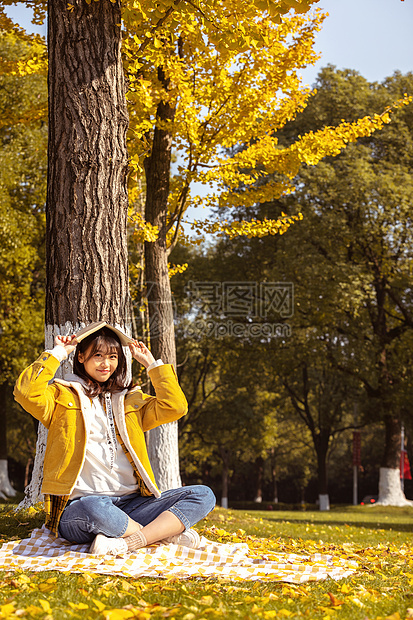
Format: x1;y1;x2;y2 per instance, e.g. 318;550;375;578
78;345;119;383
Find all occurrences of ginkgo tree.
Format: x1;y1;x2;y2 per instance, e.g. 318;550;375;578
122;0;409;488
1;0;410;499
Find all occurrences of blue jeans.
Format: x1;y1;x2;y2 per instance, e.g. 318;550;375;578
58;485;216;544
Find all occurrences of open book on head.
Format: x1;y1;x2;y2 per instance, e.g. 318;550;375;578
74;322;134;347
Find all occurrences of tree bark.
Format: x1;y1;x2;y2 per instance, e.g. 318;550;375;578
270;448;278;503
144;66;180;491
254;456;264;502
21;0;130;507
220;446;230;509
314;429;330;510
376;414;412;505
381;414;401;469
46;0;130;328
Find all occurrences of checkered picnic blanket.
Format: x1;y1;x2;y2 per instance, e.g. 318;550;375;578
0;526;357;583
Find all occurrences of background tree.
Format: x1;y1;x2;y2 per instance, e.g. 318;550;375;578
215;67;413;506
0;31;46;497
171;219;362;508
278;68;413;505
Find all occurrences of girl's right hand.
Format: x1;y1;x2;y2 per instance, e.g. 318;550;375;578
129;340;156;368
54;334;78;355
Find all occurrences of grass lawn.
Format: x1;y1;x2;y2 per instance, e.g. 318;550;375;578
0;501;412;619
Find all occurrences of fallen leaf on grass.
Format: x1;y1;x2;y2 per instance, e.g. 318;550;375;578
38;583;56;593
0;602;16;617
251;604;263;613
103;611;136;620
327;592;344;607
103;609;150;620
385;613;400;620
68;602;89;610
80;572;100;583
92;598;106;612
38;600;52;614
24;605;44;616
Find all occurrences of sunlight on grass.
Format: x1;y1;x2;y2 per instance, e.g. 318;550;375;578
0;504;412;619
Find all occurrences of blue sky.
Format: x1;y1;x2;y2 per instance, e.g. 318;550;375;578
5;0;413;85
301;0;413;86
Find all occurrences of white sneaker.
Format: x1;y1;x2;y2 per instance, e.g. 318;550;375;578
163;528;201;549
89;534;128;556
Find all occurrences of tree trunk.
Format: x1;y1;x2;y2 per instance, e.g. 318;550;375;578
144;66;180;491
376;414;412;506
254;456;264;502
0;383;16;499
381;414;401;469
46;0;129;328
315;430;330;511
220;446;230;509
21;0;130;508
270;448;278;503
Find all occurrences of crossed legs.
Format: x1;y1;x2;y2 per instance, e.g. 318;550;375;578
58;485;216;554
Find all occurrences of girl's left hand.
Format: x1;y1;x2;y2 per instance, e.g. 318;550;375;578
129;340;156;368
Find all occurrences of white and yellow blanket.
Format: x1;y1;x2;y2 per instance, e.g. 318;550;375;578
0;526;357;583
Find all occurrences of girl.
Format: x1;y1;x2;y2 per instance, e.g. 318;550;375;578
14;325;215;556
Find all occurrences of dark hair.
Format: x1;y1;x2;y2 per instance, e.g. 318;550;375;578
73;327;132;398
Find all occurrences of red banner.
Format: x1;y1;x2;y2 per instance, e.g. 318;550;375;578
352;431;361;466
400;450;412;480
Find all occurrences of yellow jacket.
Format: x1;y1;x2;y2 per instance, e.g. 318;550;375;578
14;351;188;500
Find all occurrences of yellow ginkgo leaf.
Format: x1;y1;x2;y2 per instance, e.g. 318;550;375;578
103;610;136;620
38;599;52;614
38;583;57;593
0;603;16;617
92;598;106;611
68;602;89;610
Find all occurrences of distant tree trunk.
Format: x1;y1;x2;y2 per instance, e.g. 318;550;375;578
220;446;230;509
0;383;16;499
382;414;401;469
144;66;180;491
21;0;130;508
254;456;264;502
315;430;330;511
376;414;412;506
270;448;278;503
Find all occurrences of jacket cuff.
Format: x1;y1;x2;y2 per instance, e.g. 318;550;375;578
46;345;68;363
146;359;164;372
148;363;178;382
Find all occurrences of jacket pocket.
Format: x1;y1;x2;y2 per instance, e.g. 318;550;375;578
54;394;82;427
